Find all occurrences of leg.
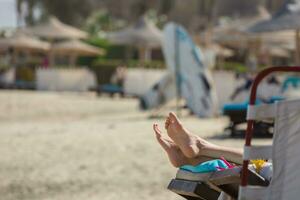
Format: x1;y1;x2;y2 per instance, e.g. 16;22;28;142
153;124;212;167
164;113;243;164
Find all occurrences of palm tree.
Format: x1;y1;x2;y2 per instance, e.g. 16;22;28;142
16;0;39;26
16;0;23;26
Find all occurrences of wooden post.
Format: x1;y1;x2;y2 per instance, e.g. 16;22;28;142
12;48;17;66
48;39;54;67
144;47;151;61
138;47;146;61
25;50;31;64
69;53;77;67
49;51;55;67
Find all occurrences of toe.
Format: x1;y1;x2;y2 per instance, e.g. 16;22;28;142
169;112;182;129
153;124;162;137
165;117;170;123
165;121;170;129
169;112;180;123
156;133;172;150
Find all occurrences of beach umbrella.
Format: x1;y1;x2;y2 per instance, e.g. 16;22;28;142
210;44;234;58
258;30;295;43
0;33;50;65
25;17;88;40
266;45;290;58
270;47;290;58
211;6;271;48
106;15;162;60
51;39;104;66
248;0;300;64
0;33;50;51
212;7;295;50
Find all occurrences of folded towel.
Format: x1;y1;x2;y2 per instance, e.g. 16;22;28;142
180;159;229;173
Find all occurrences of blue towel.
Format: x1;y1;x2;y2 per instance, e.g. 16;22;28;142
223;101;249;111
180;159;228;173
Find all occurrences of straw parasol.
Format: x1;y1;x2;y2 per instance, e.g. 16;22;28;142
248;0;300;64
51;39;104;66
106;15;162;60
265;45;290;58
258;30;295;43
211;6;271;48
210;44;234;58
0;33;50;51
25;17;88;40
0;33;50;65
212;7;295;50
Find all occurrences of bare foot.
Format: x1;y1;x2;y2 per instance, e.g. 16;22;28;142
153;124;190;167
153;124;211;167
165;112;214;158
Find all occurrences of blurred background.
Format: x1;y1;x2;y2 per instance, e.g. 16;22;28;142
0;0;300;199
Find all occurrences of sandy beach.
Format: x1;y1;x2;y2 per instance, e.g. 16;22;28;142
0;91;272;200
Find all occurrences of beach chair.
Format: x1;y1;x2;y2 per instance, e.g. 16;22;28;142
168;166;268;200
168;67;300;200
95;84;124;97
239;66;300;200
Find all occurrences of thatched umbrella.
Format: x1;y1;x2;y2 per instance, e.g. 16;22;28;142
106;16;162;60
268;46;290;58
258;30;295;44
0;33;50;51
211;6;271;48
51;39;104;66
210;44;234;58
25;17;88;40
212;7;295;50
0;33;50;65
248;0;300;64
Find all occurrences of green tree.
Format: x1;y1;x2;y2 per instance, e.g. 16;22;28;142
16;0;95;27
84;9;125;35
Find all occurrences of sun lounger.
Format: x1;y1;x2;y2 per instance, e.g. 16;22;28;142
281;75;300;92
168;166;268;200
239;66;300;200
168;67;300;199
223;96;283;137
95;84;124;97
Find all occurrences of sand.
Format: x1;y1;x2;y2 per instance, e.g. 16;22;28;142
0;91;272;200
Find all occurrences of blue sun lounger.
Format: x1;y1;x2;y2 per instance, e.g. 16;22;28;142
96;84;124;97
222;96;284;137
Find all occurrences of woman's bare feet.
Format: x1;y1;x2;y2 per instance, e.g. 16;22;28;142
153;124;210;167
165;112;214;158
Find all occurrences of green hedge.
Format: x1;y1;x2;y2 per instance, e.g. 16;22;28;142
220;61;248;73
0;64;9;71
15;66;35;82
24;57;43;68
77;37;130;67
84;37;127;60
89;60;119;85
92;59;165;69
220;61;272;73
